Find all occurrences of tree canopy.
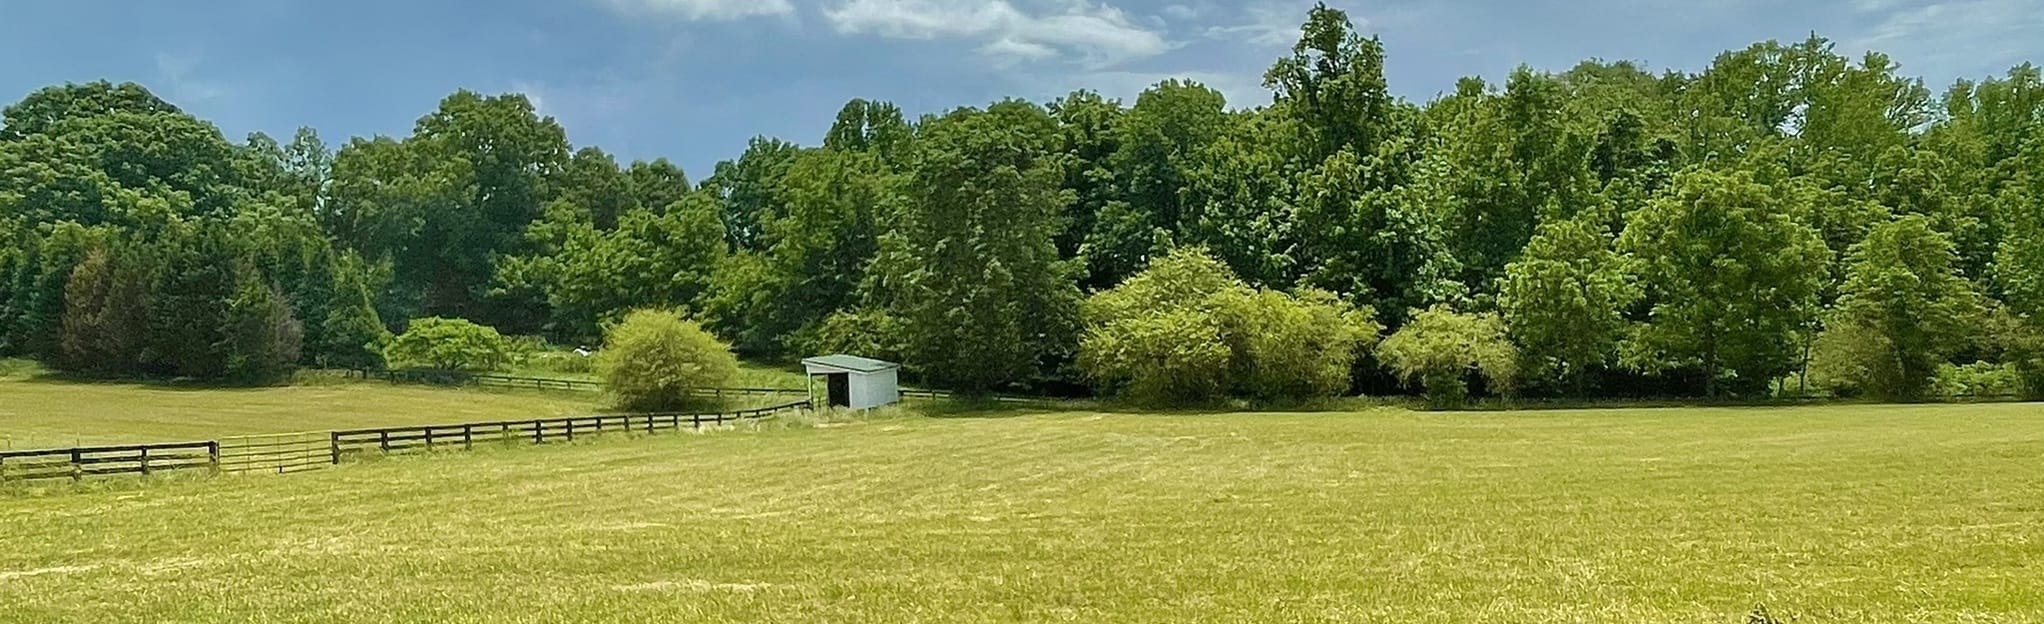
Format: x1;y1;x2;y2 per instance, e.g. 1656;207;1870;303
6;4;2044;401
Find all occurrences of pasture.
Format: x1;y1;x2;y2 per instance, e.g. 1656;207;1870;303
4;400;2043;622
0;366;602;448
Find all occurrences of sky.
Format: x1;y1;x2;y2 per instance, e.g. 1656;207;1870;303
2;0;2040;178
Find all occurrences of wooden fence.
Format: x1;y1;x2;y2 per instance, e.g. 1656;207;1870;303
0;441;217;483
328;400;809;461
0;401;810;485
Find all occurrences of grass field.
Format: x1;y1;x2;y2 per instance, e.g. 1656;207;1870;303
0;370;601;448
5;401;2043;622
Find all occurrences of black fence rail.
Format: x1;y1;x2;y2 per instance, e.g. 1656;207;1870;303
1;402;811;485
324;400;810;463
0;441;218;483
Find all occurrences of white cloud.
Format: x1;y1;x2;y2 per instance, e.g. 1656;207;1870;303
597;0;792;21
1846;0;2043;80
154;52;225;103
1204;3;1329;49
1161;3;1202;21
822;0;1172;67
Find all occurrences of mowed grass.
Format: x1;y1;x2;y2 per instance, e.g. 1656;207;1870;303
0;373;601;448
5;402;2044;622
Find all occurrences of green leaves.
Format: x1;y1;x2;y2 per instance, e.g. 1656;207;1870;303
1078;248;1378;405
1378;306;1517;407
383;317;509;372
1813;216;1986;399
1500;218;1637;393
1618;169;1830;395
595;309;737;412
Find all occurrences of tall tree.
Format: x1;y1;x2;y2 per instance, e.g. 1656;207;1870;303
886;101;1082;392
403;90;570;330
701;137;801;252
1619;169;1830;395
1815;216;1985;399
1500;218;1637;393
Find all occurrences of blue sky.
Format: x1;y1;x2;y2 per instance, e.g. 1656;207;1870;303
2;0;2040;177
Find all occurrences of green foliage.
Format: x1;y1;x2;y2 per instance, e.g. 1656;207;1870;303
504;192;726;342
223;267;304;384
1078;248;1378;404
1216;287;1381;401
1378;306;1518;407
383;317;509;372
1618;169;1830;396
886;101;1083;393
1931;362;2019;399
1500;218;1637;393
1079;250;1243;403
146;226;240;378
320;252;391;369
594;309;738;411
699;149;895;356
7;18;2044;404
1812;216;1984;400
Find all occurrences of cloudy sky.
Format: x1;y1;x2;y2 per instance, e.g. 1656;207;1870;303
2;0;2039;176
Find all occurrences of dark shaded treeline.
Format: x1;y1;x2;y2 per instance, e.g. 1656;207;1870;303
4;4;2043;401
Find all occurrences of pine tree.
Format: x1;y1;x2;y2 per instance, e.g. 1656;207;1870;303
320;252;391;369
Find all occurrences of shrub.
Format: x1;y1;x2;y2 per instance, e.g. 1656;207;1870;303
1078;248;1379;405
383;317;508;371
1378;306;1518;408
595;309;738;411
1218;288;1381;401
1933;362;2020;399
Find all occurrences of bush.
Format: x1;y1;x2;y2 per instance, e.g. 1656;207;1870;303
1218;288;1380;401
383;317;508;371
1932;362;2020;399
1378;306;1518;408
1078;248;1379;405
595;309;738;411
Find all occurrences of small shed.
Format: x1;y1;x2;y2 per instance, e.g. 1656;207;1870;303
801;354;901;410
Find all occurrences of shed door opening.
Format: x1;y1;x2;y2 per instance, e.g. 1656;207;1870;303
824;373;851;407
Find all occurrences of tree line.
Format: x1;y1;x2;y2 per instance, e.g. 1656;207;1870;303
5;4;2044;403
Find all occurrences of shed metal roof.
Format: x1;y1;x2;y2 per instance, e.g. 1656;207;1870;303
801;354;901;374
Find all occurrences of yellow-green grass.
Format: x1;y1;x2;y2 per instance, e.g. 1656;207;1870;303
0;374;600;449
5;402;2044;622
498;359;808;388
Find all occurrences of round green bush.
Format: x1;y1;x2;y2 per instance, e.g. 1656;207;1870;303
595;309;738;411
383;317;508;372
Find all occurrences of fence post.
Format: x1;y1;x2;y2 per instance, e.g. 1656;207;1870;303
207;441;220;475
425;427;435;449
70;448;82;483
330;432;341;465
379;430;390;453
463;424;474;451
533;419;543;444
139;446;151;476
566;419;575;442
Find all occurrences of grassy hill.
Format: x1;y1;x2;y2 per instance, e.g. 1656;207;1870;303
5;401;2043;621
0;366;602;448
